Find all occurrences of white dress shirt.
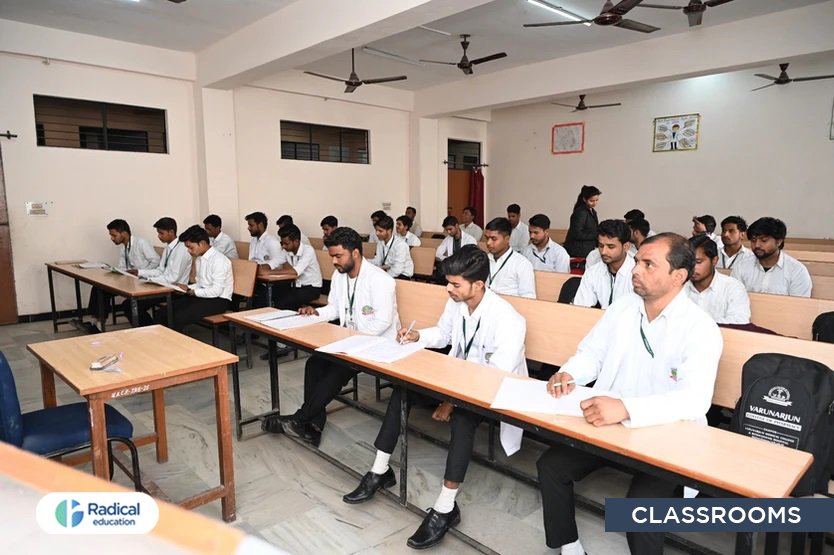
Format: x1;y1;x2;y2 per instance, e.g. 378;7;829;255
524;239;570;273
368;224;380;244
419;289;527;455
189;247;233;300
400;232;421;247
300;231;312;247
717;245;752;270
411;221;423;238
708;232;724;251
685;271;751;324
573;254;636;309
318;260;400;339
116;235;159;271
584;247;602;268
249;233;287;269
287;242;323;288
731;251;812;298
461;222;483;242
210;231;239;259
372;235;413;278
435;232;477;260
562;289;723;428
510;222;529;253
138;239;192;284
487;249;536;299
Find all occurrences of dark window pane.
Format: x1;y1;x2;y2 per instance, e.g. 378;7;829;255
280;120;368;164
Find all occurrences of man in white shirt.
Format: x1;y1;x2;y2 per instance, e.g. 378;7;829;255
371;215;414;279
507;203;529;253
686;235;751;324
717;215;752;270
524;213;570;273
202;214;239;259
260;224;323;310
342;246;527;550
484;217;536;298
155;225;232;332
435;216;477;261
692;214;723;250
573;220;635;308
368;210;386;244
277;214;311;246
406;206;422;238
459;206;483;242
320;215;338;251
538;233;723;555
731;217;812;297
627;218;651;258
395;215;422;247
263;227;400;445
246;211;287;307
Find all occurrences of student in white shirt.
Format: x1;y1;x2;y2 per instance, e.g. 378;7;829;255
718;215;753;270
262;227;400;444
627;218;651;258
371;215;413;279
395;215;422;247
277;214;311;246
459;206;483;242
524;213;570;273
406;206;422;238
686;235;751;324
260;224;323;310
507;203;530;253
155;225;232;332
342;246;527;550
731;217;812;297
246;211;287;306
692;214;723;250
202;214;239;259
435;216;477;261
538;233;723;555
573;219;635;308
623;209;657;239
320;215;338;251
368;210;386;244
484;217;536;298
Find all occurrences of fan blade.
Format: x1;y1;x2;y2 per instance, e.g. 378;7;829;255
471;52;507;65
419;59;457;65
792;75;834;82
550;102;577;108
344;83;359;93
687;10;703;26
609;0;646;16
614;18;661;33
705;0;734;6
304;71;347;83
639;3;685;9
523;20;590;27
751;83;776;92
361;75;408;84
753;73;778;81
587;102;623;108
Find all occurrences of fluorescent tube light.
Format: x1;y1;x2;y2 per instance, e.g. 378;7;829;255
361;46;424;67
527;0;592;26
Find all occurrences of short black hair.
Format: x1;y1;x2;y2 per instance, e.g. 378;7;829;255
153;217;177;233
689;234;718;260
245;212;268;227
629;218;651;238
442;216;459;228
506;204;521;215
324;227;362;253
441;245;489;284
278;223;301;242
406;206;416;214
396;215;413;229
643;232;695;281
597;219;630;245
624;209;645;222
276;214;293;227
463;206;477;217
107;219;130;234
374;215;394;231
693;215;717;233
179;224;209;245
203;214;222;228
721;215;748;233
371;210;386;221
485;217;512;236
528;213;550;230
747;217;787;249
320;215;338;228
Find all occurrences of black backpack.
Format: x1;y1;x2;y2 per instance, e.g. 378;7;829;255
813;312;834;343
730;353;834;496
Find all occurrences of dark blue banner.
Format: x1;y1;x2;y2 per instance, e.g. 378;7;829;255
605;498;834;532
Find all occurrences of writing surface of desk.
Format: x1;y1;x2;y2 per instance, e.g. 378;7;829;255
26;325;239;521
46;262;175;333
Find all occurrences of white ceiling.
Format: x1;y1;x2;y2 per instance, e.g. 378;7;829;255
0;0;296;52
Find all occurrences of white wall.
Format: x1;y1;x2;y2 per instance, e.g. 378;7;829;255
487;57;834;239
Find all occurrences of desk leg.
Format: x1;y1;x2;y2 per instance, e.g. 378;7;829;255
74;279;83;322
48;267;58;333
268;339;280;411
214;366;236;522
88;396;110;478
39;361;57;409
152;390;169;463
230;324;244;439
398;389;408;506
735;532;755;555
130;298;139;329
166;292;173;327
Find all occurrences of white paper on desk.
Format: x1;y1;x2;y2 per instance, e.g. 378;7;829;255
263;313;329;331
316;334;423;364
140;277;177;288
246;310;297;323
110;266;140;279
77;262;108;269
490;378;617;417
316;334;385;355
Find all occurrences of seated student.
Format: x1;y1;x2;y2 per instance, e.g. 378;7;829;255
731;217;812;297
202;214;239;259
262;227;399;444
81;219;160;333
538;233;723;555
277;214;311;246
692;214;723;250
320;215;338;251
342;246;527;549
686;235;751;324
627;217;651;257
154;225;232;332
435;216;477;261
395;215;422;247
524;213;570;273
368;210;386;244
718;215;752;269
406;206;422;238
507;203;530;253
573;219;635;308
246;211;287;306
459;206;483;242
259;224;323;310
484;217;536;298
371;215;414;279
623;209;656;237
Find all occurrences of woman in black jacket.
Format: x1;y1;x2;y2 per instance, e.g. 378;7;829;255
563;185;601;258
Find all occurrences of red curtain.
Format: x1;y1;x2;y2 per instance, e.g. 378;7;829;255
469;169;485;228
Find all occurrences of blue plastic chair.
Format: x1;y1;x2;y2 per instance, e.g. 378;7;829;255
0;351;143;491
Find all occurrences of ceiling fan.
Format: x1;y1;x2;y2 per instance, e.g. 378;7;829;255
303;49;407;93
167;0;186;3
638;0;734;27
419;35;507;76
752;63;834;92
524;0;660;34
552;94;622;111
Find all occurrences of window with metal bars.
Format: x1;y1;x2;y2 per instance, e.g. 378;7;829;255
280;120;369;164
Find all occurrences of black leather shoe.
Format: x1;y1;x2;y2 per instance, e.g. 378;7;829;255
407;503;460;549
343;467;396;504
260;414;285;434
281;417;320;446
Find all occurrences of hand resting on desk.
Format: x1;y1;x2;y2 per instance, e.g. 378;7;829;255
298;306;319;316
547;372;629;426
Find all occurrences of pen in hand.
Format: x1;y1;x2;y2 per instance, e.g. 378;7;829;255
399;320;416;345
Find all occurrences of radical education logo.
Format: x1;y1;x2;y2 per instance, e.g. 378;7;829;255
37;492;159;534
55;499;84;528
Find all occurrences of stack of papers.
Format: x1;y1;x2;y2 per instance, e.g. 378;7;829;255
77;262;108;269
316;335;423;364
245;310;329;331
490;378;618;417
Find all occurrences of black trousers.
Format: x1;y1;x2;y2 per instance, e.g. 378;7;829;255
293;355;356;431
121;298;162;327
374;387;437;453
537;444;679;554
276;285;321;311
87;288;114;321
155;296;231;332
253;280;292;308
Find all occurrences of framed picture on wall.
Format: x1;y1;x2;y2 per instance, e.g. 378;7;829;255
653;113;700;152
551;122;585;155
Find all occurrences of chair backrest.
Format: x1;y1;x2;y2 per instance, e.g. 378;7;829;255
0;352;24;447
420;237;443;249
235;241;250;260
411;247;436;278
557;276;582;304
153;246;164;256
231;259;258;298
534;271;574;302
362;242;377;259
316;248;336;279
309;237;324;250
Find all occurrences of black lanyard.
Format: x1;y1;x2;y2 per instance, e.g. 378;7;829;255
381;237;394;265
608;272;616;305
124;238;131;268
345;275;358;325
639;313;655;358
531;246;550;264
722;250;740;269
461;317;481;360
488;251;513;286
164;240;180;269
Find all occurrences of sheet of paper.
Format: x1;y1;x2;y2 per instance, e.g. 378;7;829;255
263;313;330;331
351;339;424;364
246;310;297;323
316;334;385;355
490;378;617;417
111;266;140;278
77;262;108;269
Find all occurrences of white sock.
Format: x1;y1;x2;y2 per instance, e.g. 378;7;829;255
560;539;585;555
432;484;458;513
90;319;102;330
370;451;391;475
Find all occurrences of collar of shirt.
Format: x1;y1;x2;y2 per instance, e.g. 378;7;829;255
492;247;512;264
456;288;492;322
291;242;306;262
755;251;785;272
612;253;636;278
638;287;689;323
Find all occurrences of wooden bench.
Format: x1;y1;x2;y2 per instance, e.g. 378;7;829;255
309;237;324;250
534;271;575;302
234;241;249;260
419;237;443;249
717;268;834;301
784;238;834;252
787;250;834;264
411;246;436;280
362;242;376;259
200;258;258;368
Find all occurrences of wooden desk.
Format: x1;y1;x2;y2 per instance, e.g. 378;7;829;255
256;273;295;306
46;262;174;333
26;325;239;522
